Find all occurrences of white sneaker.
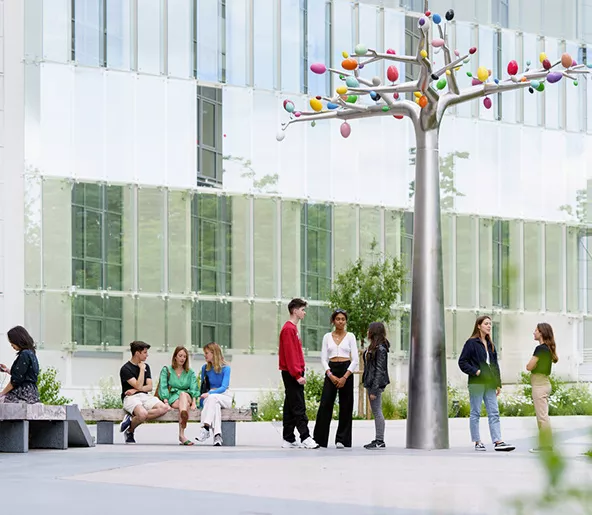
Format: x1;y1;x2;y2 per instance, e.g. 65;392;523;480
195;426;211;442
282;440;302;449
301;437;320;449
336;442;345;449
213;434;223;447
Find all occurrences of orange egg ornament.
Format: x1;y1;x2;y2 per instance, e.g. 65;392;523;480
419;95;428;108
341;58;358;71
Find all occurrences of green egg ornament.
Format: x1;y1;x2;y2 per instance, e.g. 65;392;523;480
536;82;545;92
354;44;367;56
437;78;447;90
381;106;389;112
574;80;579;86
311;121;316;127
466;71;472;77
346;95;358;103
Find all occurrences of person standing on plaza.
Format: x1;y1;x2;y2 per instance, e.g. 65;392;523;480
458;316;515;452
156;346;199;446
119;341;170;444
526;322;558;453
195;342;232;447
313;309;358;448
362;322;390;450
279;298;319;449
0;326;40;404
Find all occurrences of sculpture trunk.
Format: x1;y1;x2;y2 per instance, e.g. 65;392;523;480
406;126;449;450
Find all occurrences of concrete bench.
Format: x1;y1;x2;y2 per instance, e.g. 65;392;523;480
80;407;253;446
0;404;95;453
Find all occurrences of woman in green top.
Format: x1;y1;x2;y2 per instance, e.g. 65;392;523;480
158;346;199;445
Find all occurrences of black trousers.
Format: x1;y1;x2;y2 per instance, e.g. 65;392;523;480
313;360;354;448
281;371;310;442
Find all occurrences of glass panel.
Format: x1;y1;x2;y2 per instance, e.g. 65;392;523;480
479;219;493;309
44;178;72;290
281;200;301;298
168;190;191;294
122;186;135;291
384;210;401;261
253;0;275;89
73;0;101;66
308;0;328;96
253;302;280;351
358;4;378;85
136;296;166;350
455;22;473;118
442;214;452;307
280;0;303;93
197;0;219;81
106;0;131;70
301;305;331;352
545;224;563;312
455;310;476;358
302;203;332;301
456;216;476;308
478;26;495;122
524;222;542;311
167;0;192;77
359;206;381;263
334;204;357;274
122;295;136;345
202;100;216;147
167;298;190;351
332;0;353;78
25;292;42;345
522;33;539;127
508;220;521;309
105;72;134;183
230;300;251;352
43;0;70;62
230;195;250;297
254;198;278;298
500;29;517;124
25;175;42;289
43;292;72;349
445;310;455;358
400;212;413;304
137;0;162;74
226;0;247;86
544;38;560;130
138;188;164;293
566;226;579;313
566;41;580;132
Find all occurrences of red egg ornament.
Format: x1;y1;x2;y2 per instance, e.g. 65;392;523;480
387;65;400;82
483;97;492;109
386;48;396;55
542;58;551;70
394;115;404;119
507;60;518;76
469;47;477;55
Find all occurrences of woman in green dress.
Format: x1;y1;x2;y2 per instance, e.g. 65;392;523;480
157;346;199;445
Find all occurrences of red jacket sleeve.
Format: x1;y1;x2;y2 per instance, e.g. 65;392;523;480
280;327;304;379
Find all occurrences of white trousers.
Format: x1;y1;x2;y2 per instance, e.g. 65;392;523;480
201;391;233;435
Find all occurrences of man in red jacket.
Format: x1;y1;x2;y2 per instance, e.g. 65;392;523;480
279;298;319;449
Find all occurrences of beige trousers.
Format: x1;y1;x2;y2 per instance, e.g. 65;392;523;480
201;391;233;435
531;373;552;433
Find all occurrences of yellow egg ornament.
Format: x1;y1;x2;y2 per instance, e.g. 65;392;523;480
539;52;547;64
336;85;347;95
477;66;489;82
309;98;323;112
342;51;349;58
414;91;422;98
420;49;428;58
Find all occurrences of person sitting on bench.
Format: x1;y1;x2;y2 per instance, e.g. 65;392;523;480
119;341;170;444
0;326;40;404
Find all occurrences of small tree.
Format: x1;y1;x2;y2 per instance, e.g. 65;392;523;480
327;253;405;346
37;367;72;405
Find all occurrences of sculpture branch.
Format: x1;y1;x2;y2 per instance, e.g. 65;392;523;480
437;24;460;94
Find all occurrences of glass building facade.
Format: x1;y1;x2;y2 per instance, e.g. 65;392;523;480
8;0;592;400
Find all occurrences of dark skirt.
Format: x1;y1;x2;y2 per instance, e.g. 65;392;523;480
1;383;40;404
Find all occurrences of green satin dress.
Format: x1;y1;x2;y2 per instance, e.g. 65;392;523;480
157;366;199;405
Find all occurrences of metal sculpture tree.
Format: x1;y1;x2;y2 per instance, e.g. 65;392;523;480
276;8;591;450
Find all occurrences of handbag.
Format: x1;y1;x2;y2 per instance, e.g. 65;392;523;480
199;367;210;396
154;366;171;400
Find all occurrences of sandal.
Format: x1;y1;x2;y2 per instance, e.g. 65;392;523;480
179;439;194;446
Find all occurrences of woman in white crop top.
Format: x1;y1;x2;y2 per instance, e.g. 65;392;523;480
313;309;359;448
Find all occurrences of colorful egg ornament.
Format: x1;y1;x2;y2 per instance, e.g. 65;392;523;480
355;44;367;56
276;131;285;142
346;95;358;103
483;97;492;109
539;52;547;63
340;122;351;138
445;9;455;21
469;47;477;54
419;95;428;108
547;72;563;84
341;58;358;71
477;66;489;82
310;63;327;74
437;78;447;90
432;13;442;24
386;48;396;55
309;98;323;112
420;49;428;58
542;58;552;70
342;51;349;58
387;65;400;82
345;76;360;88
561;53;573;68
507;60;518;76
336;86;348;95
327;102;339;110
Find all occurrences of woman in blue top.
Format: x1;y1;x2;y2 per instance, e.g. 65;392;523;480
0;326;40;404
195;342;232;446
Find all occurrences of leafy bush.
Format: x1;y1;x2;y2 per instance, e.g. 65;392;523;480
85;377;123;409
37;367;72;405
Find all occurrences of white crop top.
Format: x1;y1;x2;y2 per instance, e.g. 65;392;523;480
320;332;359;373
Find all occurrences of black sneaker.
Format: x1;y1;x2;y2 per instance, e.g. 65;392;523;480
124;431;136;444
475;442;486;451
494;441;515;452
119;414;132;433
364;440;386;450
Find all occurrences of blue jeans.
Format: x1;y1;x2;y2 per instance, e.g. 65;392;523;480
468;384;501;444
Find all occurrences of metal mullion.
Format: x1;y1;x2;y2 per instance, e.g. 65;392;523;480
162;0;168;75
131;0;138;71
100;0;107;67
101;186;107;291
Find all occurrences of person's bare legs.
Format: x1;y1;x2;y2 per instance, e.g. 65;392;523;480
172;393;191;442
130;401;169;433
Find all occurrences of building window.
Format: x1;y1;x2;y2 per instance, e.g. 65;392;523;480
301;0;309;94
493;29;502;120
492;220;510;308
193;0;227;82
197;86;224;186
404;15;420;100
73;295;123;346
301;305;331;351
191;194;232;295
400;311;410;354
191;301;231;349
301;203;332;300
401;212;414;304
492;0;509;28
492;320;501;357
72;183;123;291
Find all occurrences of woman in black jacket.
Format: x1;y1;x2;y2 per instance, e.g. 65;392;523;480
0;326;40;404
458;316;514;452
362;322;390;450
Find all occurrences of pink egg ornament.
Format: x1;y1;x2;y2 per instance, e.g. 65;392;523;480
340;122;351;138
387;65;400;82
483;97;492;109
310;63;327;75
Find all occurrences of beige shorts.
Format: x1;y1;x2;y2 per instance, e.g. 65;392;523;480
123;393;162;415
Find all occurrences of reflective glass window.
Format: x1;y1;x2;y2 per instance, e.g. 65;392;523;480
197;86;223;186
138;188;165;293
73;0;102;66
226;0;247;86
282;200;302;298
73;294;123;346
456;215;476;308
400;212;413;305
522;33;539;126
307;0;329;96
280;0;303;93
168;0;192;77
301;203;332;301
106;0;131;69
545;224;563;312
196;0;222;82
254;198;279;298
138;0;162;74
301;305;332;351
192;301;232;350
43;0;70;62
492;220;510;308
524;222;542;311
253;0;276;89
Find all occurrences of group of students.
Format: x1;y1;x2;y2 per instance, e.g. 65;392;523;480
0;308;558;452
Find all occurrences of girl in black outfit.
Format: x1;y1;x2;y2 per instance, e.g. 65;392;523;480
0;326;40;404
362;322;390;450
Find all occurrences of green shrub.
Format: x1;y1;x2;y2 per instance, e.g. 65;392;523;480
519;372;592;416
447;384;472;418
37;367;72;405
85;377;123;409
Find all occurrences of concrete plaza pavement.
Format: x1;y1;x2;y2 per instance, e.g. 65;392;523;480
1;416;591;515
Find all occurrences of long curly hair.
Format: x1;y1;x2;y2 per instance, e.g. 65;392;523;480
367;322;390;356
203;342;227;374
537;323;558;363
171;346;190;372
